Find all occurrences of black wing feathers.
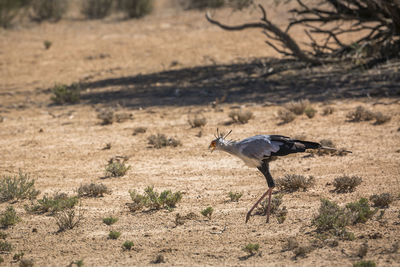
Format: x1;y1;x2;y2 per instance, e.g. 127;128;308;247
269;135;321;157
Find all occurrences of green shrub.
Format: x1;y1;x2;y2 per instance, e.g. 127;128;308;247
0;0;29;28
13;251;24;261
128;186;182;212
81;0;113;19
0;240;12;252
43;40;52;49
51;83;80;105
26;193;78;215
117;0;154;18
30;0;68;22
228;191;242;202
345;198;377;224
200;206;213;220
276;174;315;192
78;183;110;197
123;240;134;250
103;216;118;226
242;243;259;255
108;231;121;240
353;260;376;267
332;175;362;193
0;171;40;202
369;193;393;208
0;206;20;228
105;157;130;177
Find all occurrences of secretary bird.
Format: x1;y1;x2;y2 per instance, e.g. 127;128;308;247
209;129;348;223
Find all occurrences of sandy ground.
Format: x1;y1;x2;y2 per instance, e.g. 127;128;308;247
0;1;400;266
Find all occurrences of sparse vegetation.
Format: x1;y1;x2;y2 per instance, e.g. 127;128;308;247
353;260;376;267
322;106;335;116
0;0;29;28
123;240;134;250
293;245;314;259
51;83;80;105
13;251;24;261
373;112;391;125
148;134;181;149
19;258;34;267
242;243;259;255
369;193;393;208
304;106;317;118
277;109;295;124
332;175;362;193
30;0;68;22
151;254;165;264
55;208;83;232
115;112;133;123
105;157;130;177
0;240;12;252
276;174;315;192
174;212;197;226
346;106;375;122
258;194;283;215
43;40;52;49
108;231;121;240
97;108;114;125
81;0;113;19
0;171;40;202
284;99;310;115
78;183;110;197
117;0;154;19
183;0;225;9
26;193;78;215
228;191;242;202
103;216;118;226
188;113;207;128
200;206;214;220
0;206;20;228
128;187;182;212
228;109;254;124
133;127;147;135
346;198;377;224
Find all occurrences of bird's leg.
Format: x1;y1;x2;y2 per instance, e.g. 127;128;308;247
265;187;274;223
245;190;269;223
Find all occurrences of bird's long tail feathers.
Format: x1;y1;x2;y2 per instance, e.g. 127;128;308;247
294;140;321;150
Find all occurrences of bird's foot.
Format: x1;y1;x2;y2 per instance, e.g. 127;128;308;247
245;212;251;223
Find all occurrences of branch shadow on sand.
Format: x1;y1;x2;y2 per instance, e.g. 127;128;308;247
79;58;400;108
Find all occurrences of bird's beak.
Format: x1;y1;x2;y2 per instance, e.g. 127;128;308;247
209;143;216;152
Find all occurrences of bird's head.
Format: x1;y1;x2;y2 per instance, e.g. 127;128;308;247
209;129;232;152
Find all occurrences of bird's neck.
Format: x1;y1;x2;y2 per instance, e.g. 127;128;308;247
219;139;238;155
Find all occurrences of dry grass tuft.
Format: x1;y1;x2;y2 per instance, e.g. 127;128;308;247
188;113;207;128
277;109;296;124
304;106;317;118
228;191;242;202
133;127;147;135
284;99;310;115
228;109;254;124
346;106;375;122
373;112;391;125
332;175;362;193
148;134;181;148
78;183;110;197
322;106;335;116
55;208;83;232
97;108;114;125
276;174;315;192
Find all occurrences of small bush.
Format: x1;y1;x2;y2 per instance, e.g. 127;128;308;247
200;206;214;220
0;240;12;252
174;212;198;226
346;106;375;122
117;0;154;18
229;109;253;124
242;243;259;255
55;208;82;232
30;0;68;22
128;187;182;212
332;175;362;193
277;109;296;124
115;112;133;123
26;193;78;215
103;216;118;226
188;114;207;128
304;106;317;118
373;112;391;125
97;108;114;125
151;254;165;264
345;198;377;224
0;206;20;228
105;157;130;177
228;191;242;202
19;258;34;267
258;194;283;215
78;183;110;197
276;174;315;192
148;134;181;149
0;171;40;202
284;99;310;115
0;231;7;239
81;0;113;19
108;231;121;240
282;237;298;252
133;127;147;135
13;251;24;261
353;260;376;267
123;240;134;250
322;106;335;116
51;83;80;105
0;0;29;28
369;193;393;208
293;245;314;259
43;40;52;49
276;206;288;224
